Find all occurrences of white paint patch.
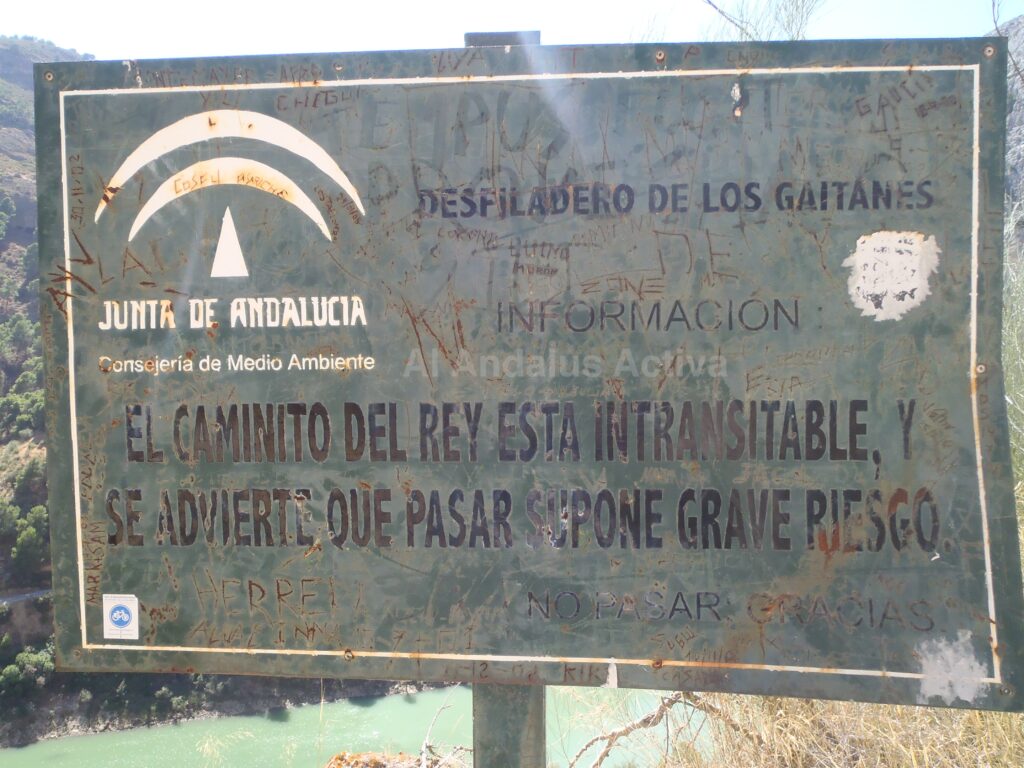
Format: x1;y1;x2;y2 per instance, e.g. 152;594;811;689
604;659;618;688
917;631;988;705
842;231;940;321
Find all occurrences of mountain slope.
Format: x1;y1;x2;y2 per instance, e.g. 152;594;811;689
0;37;89;250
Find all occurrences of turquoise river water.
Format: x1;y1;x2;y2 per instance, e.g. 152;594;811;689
0;686;702;767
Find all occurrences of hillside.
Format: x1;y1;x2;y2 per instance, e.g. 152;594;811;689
0;37;89;250
0;37;88;590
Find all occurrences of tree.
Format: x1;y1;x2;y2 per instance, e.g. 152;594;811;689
0;502;17;538
0;196;13;243
703;0;825;41
0;316;38;373
11;355;42;393
10;505;48;578
11;456;45;510
0;640;54;701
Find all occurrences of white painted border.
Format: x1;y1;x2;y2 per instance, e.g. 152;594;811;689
969;64;1001;683
58;93;89;650
59;62;998;684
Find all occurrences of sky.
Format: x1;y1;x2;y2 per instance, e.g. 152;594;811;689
3;0;1024;61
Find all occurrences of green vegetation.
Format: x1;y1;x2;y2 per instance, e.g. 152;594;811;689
9;505;48;577
0;445;46;587
0;632;235;720
0;80;32;134
0;36;88;180
0;638;54;705
0;37;58;592
0;196;13;242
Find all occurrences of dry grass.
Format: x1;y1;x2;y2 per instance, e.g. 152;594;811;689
668;695;1024;768
1004;204;1024;486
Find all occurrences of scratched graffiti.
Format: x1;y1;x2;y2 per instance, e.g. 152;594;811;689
34;40;1024;710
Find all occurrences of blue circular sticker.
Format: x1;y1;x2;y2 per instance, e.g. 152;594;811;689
109;604;133;628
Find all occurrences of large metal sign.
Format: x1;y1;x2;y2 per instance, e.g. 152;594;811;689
36;39;1024;709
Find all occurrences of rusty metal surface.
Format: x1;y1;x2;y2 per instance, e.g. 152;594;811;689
33;39;1024;709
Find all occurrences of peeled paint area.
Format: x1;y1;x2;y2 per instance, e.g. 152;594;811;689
916;630;988;705
842;231;941;321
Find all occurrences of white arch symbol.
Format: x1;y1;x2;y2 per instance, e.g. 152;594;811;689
128;157;332;241
95;109;364;221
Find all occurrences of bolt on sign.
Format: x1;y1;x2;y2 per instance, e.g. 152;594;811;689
35;39;1024;710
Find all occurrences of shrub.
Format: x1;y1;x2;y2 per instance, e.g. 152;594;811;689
0;640;53;700
8;504;48;581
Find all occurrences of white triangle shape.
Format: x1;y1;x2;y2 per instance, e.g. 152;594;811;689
210;207;248;278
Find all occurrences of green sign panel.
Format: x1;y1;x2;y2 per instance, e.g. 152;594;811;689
36;39;1024;709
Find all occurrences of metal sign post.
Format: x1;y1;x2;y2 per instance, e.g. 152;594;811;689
465;34;549;767
35;38;1024;723
473;684;546;766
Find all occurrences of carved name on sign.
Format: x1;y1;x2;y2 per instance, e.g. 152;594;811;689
35;39;1024;709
